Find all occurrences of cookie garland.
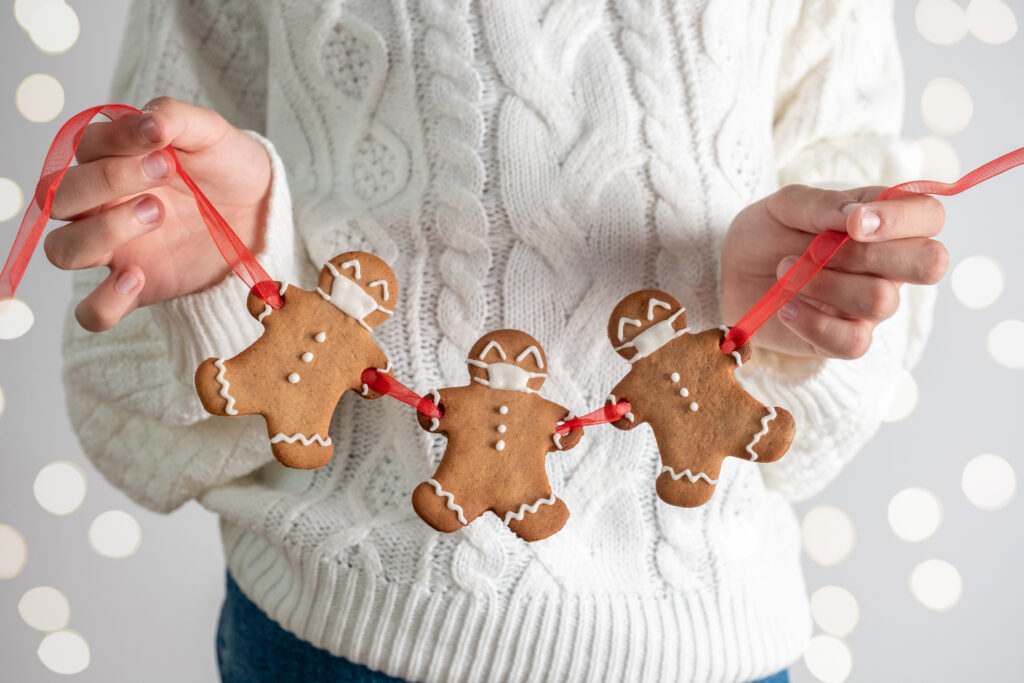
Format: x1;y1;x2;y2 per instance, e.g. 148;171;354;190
5;105;1024;542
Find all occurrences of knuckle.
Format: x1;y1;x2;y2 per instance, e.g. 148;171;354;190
98;158;125;194
920;241;949;284
143;96;176;112
840;324;873;360
866;281;899;320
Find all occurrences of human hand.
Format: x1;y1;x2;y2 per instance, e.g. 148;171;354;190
721;185;948;359
44;97;272;332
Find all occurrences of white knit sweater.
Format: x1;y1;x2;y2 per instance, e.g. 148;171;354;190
63;1;933;681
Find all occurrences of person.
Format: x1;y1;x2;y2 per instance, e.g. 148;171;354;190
49;0;947;681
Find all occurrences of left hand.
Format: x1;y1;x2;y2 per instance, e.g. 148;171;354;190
721;185;948;359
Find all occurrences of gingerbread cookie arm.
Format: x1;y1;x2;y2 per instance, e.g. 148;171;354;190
547;401;583;452
416;387;448;434
358;346;393;401
246;281;287;322
605;376;644;431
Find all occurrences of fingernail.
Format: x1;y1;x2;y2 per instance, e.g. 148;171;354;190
134;197;160;226
779;301;799;322
860;209;881;236
114;272;138;295
139;115;160;143
841;202;862;215
143;151;168;179
777;256;798;278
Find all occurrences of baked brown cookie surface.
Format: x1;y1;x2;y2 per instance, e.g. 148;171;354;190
194;251;397;469
412;330;583;542
605;290;795;507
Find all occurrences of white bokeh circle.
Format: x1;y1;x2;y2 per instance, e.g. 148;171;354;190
0;298;35;339
966;0;1018;44
952;255;1005;309
913;137;961;184
0;523;28;579
33;461;88;516
37;630;90;675
888;487;943;542
910;559;963;611
0;383;5;420
803;634;853;683
0;177;23;223
802;505;856;567
962;454;1017;510
14;0;63;30
915;0;969;45
882;370;919;423
18;586;70;632
810;586;860;638
27;2;80;54
89;510;142;559
987;320;1024;369
15;73;65;123
921;78;974;136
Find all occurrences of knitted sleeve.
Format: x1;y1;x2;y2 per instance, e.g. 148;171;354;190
738;0;936;502
61;0;304;513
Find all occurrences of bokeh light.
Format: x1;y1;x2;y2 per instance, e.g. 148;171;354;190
803;634;853;683
33;461;88;516
0;177;23;223
913;137;961;183
910;559;963;611
888;487;943;542
915;0;969;45
15;73;65;123
27;2;79;54
0;523;28;579
810;586;860;638
951;255;1005;309
966;0;1018;44
920;77;974;136
18;586;70;632
987;320;1024;369
882;370;919;423
0;384;5;420
89;510;142;559
962;454;1017;511
802;505;856;567
0;298;34;339
14;0;61;29
37;630;90;675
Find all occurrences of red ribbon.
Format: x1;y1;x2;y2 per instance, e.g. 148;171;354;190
361;368;443;420
720;146;1024;354
0;104;281;308
555;402;632;436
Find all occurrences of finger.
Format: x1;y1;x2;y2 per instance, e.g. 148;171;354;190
75;265;145;332
845;194;945;242
777;298;875;360
140;96;231;153
45;195;164;271
823;238;949;285
777;257;899;322
75;115;164;163
764;184;863;234
52;150;173;220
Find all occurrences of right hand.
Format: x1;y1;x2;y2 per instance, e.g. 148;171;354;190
45;97;272;332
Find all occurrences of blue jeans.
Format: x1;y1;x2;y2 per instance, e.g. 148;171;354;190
217;573;789;683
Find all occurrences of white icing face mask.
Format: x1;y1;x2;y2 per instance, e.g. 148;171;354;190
318;262;393;331
467;360;546;393
615;308;687;362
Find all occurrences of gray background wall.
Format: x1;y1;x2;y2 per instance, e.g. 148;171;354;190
0;1;1020;681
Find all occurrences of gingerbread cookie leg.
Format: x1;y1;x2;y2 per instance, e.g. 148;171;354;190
732;402;796;465
412;477;482;533
654;458;722;508
266;416;334;470
501;493;569;542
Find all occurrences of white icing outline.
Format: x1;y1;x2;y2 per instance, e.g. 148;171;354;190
270;433;332;447
647;298;672;320
368;279;389;301
479;341;507;361
426;478;467;525
745;406;777;462
625;412;635;422
361;384;370;396
213;359;238;416
552;432;562;449
503;494;557;524
660;465;718;485
515;345;544;369
340;259;361;279
617;317;642;341
426;390;441;432
615;309;689;363
318;262;393;332
258;283;289;322
720;325;744;367
466;361;544;394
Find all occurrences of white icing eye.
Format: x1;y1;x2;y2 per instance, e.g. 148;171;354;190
288;373;300;384
301;352;314;363
315;332;326;342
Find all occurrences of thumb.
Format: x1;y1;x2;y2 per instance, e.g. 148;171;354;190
765;184;886;235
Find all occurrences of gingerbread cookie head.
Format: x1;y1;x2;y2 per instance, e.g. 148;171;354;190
607;290;688;362
465;329;548;393
315;251;398;331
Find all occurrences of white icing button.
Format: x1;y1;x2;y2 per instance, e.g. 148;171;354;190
690;402;699;412
301;352;314;363
497;424;507;433
495;440;506;451
315;332;326;342
680;387;689;397
288;373;300;384
671;372;680;383
499;406;509;415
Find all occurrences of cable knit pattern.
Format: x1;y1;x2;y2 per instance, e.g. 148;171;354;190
63;1;933;681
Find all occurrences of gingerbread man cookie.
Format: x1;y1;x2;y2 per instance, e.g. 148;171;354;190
412;330;584;542
194;251;397;470
605;290;795;508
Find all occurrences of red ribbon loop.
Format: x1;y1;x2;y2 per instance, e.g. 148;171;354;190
721;145;1024;355
361;368;443;420
0;104;281;309
556;401;632;436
